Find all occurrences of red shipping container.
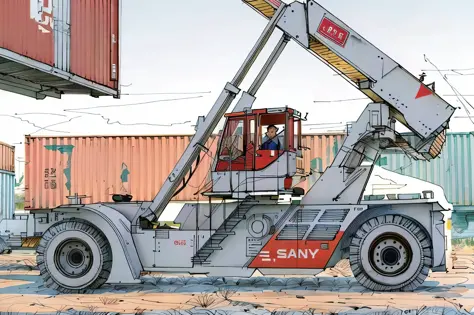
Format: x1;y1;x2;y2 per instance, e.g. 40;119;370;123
70;0;120;89
0;141;15;173
0;0;54;65
24;133;346;210
0;0;120;99
24;135;220;210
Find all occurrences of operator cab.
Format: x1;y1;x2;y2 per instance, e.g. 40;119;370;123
209;107;309;198
216;107;305;171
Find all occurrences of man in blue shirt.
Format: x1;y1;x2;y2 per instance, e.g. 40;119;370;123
260;125;281;150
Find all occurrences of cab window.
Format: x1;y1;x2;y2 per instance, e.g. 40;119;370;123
219;119;244;160
259;113;286;150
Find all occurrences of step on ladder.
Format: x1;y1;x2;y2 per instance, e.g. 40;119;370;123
191;196;259;265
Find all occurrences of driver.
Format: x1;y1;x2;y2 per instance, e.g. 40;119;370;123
260;124;281;150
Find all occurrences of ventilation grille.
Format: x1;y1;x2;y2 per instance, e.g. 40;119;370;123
307;224;340;240
155;230;170;239
276;224;310;240
319;209;349;222
289;209;320;223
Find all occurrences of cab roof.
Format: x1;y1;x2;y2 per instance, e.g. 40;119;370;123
224;107;306;120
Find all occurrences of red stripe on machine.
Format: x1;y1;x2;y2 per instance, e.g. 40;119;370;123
249;231;344;269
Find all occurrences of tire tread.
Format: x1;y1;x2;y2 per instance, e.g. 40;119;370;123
349;214;432;292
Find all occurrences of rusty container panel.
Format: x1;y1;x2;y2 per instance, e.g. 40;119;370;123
70;0;119;89
0;0;54;65
295;133;346;192
24;133;346;210
0;142;15;173
24;135;218;210
0;0;120;100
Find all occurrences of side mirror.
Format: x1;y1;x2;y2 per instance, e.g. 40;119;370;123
112;194;133;202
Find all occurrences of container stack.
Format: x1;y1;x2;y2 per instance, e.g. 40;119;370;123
0;142;15;219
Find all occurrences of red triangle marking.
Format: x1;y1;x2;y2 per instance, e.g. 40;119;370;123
415;84;433;99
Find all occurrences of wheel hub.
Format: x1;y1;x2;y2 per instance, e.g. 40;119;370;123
369;234;411;277
381;247;400;266
55;239;93;278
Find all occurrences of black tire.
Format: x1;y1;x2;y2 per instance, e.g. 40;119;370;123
349;214;432;291
36;218;112;294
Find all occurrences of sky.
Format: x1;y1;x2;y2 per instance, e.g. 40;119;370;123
2;0;474;182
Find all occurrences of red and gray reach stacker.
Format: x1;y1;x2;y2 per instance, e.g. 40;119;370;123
0;0;456;293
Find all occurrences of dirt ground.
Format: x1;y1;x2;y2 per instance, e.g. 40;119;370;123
0;249;472;314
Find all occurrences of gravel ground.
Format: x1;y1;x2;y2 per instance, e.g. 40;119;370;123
0;249;471;315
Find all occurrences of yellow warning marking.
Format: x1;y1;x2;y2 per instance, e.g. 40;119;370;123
21;237;42;248
447;219;452;230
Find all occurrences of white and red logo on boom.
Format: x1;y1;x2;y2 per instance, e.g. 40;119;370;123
317;17;349;48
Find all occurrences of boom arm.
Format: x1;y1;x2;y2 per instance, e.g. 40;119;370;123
244;0;455;156
240;0;456;204
144;5;287;220
146;0;456;218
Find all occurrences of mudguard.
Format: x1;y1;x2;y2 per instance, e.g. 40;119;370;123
55;204;143;284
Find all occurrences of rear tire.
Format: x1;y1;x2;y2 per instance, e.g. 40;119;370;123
36;218;112;293
349;214;432;291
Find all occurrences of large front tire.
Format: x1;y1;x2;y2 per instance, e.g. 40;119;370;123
36;219;112;293
349;215;432;291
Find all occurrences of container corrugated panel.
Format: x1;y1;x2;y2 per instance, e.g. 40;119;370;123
70;0;119;89
376;132;474;207
0;171;15;219
0;0;54;65
0;142;15;173
24;133;347;209
24;135;219;210
295;134;346;192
